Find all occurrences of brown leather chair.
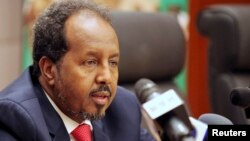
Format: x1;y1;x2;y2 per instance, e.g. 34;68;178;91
197;5;250;124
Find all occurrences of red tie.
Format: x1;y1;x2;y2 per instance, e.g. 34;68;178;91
71;124;92;141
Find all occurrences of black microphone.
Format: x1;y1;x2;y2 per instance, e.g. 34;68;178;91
230;87;250;118
198;113;233;141
134;78;195;141
230;87;250;108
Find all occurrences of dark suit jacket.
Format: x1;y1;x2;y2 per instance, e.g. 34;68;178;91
0;67;154;141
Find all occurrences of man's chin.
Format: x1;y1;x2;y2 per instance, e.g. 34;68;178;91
80;107;106;120
83;112;105;121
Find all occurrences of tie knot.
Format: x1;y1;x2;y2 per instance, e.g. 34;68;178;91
71;124;92;141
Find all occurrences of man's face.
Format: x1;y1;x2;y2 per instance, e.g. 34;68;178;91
53;11;119;122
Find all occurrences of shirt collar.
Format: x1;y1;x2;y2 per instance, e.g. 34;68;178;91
43;89;93;134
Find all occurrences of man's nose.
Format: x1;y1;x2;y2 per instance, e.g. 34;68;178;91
96;64;112;84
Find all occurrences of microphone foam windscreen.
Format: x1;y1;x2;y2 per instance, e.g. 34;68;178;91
198;113;233;125
230;87;250;108
134;78;158;103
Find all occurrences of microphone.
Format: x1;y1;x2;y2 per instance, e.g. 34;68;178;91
189;117;207;141
230;87;250;108
198;113;233;141
134;78;195;141
198;113;233;125
230;87;250;118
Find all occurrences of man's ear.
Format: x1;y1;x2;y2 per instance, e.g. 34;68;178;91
38;56;56;85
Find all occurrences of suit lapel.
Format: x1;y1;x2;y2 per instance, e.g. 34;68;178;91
34;81;70;141
52;123;71;141
92;120;110;141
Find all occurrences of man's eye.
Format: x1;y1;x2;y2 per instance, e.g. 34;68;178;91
84;60;97;66
109;61;118;67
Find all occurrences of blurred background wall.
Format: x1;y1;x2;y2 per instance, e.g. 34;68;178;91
0;0;22;90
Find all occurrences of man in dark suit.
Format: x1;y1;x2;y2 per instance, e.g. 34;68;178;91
0;0;155;140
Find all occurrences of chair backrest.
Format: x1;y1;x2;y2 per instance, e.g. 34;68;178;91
111;11;187;140
197;5;250;124
111;11;186;95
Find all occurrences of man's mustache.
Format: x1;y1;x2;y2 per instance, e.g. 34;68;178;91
90;85;112;95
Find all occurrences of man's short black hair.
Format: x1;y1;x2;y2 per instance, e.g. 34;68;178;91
32;0;111;77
